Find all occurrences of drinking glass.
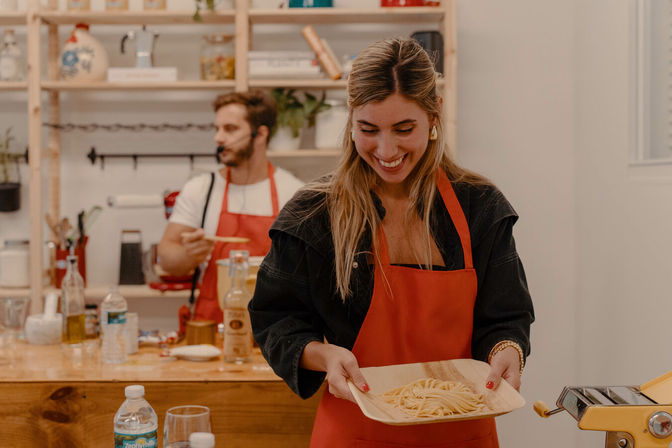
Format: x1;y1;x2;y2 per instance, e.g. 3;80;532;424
163;405;211;448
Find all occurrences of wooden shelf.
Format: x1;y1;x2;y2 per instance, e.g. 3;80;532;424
38;10;235;25
268;149;340;157
250;78;348;89
41;80;236;91
0;12;25;26
0;81;27;91
250;7;444;24
0;285;192;300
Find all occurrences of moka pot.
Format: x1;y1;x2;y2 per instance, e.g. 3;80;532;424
121;26;158;68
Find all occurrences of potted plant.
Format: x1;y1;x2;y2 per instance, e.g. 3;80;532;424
0;127;20;212
269;88;331;151
193;0;232;21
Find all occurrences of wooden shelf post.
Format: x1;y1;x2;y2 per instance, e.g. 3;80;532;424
27;0;43;314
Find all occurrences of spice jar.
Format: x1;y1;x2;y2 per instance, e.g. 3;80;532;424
0;239;29;288
200;34;235;81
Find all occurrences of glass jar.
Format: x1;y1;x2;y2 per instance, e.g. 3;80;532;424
143;0;166;10
67;0;90;10
105;0;128;10
0;240;29;288
0;29;24;82
200;34;235;81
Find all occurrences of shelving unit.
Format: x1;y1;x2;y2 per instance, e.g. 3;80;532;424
16;0;455;312
0;285;193;300
0;81;27;90
0;11;24;26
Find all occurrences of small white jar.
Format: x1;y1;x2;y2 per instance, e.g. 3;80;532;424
0;239;29;288
315;99;348;150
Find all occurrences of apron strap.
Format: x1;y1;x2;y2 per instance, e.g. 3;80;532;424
375;170;474;270
267;162;280;215
190;172;216;306
435;169;473;269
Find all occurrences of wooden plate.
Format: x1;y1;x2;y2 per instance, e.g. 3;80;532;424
347;358;526;426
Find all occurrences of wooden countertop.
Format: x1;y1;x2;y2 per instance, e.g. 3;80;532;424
0;341;321;447
1;341;281;383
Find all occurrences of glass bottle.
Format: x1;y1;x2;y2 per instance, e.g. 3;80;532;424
61;255;86;346
222;250;252;364
0;29;23;82
200;34;235;81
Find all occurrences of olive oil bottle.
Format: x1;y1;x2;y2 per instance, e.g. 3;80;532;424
62;255;86;345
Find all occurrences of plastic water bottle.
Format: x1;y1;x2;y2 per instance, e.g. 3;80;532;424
114;385;158;448
189;432;215;448
101;286;127;364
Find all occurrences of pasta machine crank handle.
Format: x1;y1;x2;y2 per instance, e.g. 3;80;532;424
533;400;564;418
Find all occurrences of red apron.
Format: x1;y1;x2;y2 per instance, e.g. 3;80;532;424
194;163;280;323
309;170;498;448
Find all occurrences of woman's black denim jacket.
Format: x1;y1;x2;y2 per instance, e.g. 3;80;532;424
248;180;535;399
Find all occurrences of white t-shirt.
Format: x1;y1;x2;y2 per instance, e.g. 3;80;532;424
169;167;304;235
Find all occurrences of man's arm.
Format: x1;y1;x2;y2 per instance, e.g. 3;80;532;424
157;222;214;276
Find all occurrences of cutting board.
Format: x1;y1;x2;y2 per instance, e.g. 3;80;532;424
347;358;526;426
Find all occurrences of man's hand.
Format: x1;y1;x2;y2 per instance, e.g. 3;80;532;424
180;229;215;266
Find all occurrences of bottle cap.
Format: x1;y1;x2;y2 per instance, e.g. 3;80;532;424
125;385;145;398
189;432;215;448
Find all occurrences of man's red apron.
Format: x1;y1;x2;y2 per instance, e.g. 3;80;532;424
194;162;280;323
309;170;498;448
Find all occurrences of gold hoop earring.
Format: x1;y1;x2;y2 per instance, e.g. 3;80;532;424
429;126;438;141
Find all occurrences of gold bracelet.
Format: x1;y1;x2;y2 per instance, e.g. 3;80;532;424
488;340;525;375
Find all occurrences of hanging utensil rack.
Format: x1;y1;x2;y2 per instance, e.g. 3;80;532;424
87;147;214;170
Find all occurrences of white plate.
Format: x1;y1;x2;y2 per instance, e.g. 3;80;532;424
169;344;221;362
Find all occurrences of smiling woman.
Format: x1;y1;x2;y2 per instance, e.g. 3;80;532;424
248;37;534;448
352;94;433;190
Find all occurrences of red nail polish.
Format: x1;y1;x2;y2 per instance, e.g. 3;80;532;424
362;384;370;392
486;381;494;389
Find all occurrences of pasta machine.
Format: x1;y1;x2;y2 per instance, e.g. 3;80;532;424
534;371;672;448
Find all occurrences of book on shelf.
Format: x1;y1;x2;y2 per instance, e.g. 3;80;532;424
300;25;342;80
249;58;318;69
248;66;322;78
107;67;178;82
248;51;316;60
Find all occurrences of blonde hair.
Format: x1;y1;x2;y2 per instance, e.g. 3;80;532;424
305;38;488;301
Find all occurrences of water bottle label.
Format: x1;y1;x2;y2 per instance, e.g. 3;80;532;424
114;429;157;448
108;310;127;324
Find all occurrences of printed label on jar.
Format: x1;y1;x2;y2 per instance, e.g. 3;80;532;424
114;429;157;448
223;308;251;356
107;311;127;325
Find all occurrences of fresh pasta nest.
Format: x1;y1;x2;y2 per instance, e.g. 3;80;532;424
381;378;485;417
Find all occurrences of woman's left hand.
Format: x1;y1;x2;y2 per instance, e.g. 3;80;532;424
485;346;521;391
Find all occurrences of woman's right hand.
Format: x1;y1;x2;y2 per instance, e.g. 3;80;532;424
180;229;215;265
301;342;370;403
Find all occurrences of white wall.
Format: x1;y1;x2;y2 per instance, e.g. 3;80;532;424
575;0;672;447
457;1;578;446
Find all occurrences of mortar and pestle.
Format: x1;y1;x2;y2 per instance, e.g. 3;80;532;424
25;292;62;345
